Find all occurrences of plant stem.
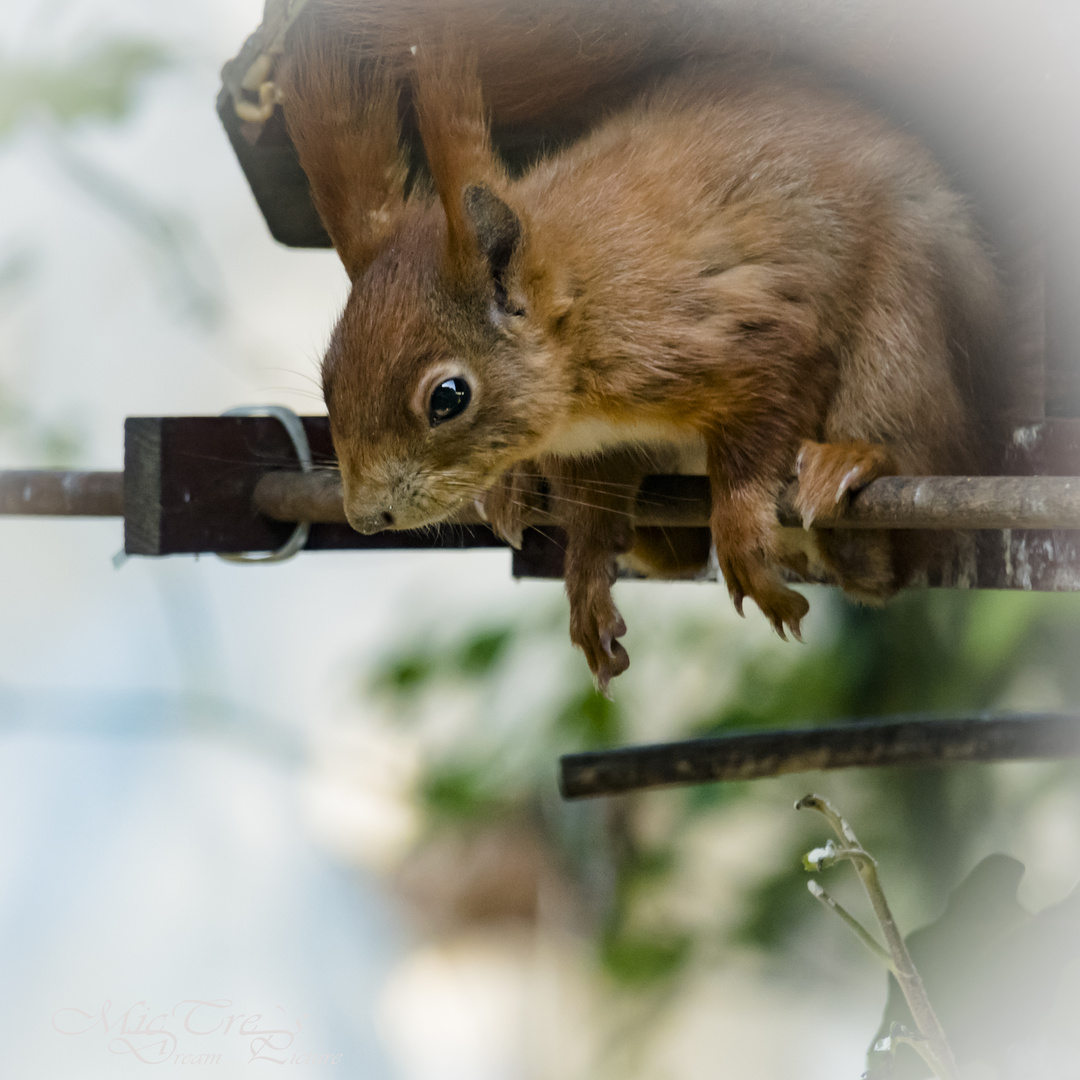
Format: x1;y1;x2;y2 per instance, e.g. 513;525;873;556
805;879;897;974
879;1023;958;1080
796;794;959;1080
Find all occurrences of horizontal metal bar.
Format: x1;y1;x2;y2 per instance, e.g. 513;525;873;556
0;470;123;517
253;469;348;523
558;714;1080;798
816;475;1080;530
254;471;1080;531
6;466;1080;532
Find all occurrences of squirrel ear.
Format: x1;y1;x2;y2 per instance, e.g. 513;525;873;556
412;43;512;269
463;184;521;293
280;32;408;280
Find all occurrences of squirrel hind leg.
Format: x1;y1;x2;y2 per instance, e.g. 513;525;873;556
808;528;970;604
810;529;897;603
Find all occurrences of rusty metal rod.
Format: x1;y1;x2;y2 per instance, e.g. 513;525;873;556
0;470;123;516
252;470;1080;531
4;468;1080;531
559;714;1080;799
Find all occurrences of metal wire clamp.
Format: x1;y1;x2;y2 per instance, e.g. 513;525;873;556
218;405;312;563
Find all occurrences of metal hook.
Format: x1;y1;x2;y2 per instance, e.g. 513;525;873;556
218;405;312;564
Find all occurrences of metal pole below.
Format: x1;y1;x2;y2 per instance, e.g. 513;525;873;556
559;714;1080;798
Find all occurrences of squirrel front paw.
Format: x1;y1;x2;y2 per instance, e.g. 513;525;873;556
794;440;894;529
710;485;809;640
569;587;629;696
717;545;809;640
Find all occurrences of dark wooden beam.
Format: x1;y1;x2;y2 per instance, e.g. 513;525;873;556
121;415;505;556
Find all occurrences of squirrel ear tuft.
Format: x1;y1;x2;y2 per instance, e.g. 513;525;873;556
412;41;510;274
280;30;408;281
463;185;521;281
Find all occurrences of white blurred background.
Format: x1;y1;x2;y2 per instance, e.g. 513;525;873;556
1;3;1079;1079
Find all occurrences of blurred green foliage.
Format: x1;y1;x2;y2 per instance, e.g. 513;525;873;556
421;761;509;822
0;375;85;466
600;928;693;987
0;31;219;467
366;585;1080;1002
721;590;1080;952
0;40;170;136
557;685;621;748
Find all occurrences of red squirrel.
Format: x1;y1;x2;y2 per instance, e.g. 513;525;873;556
278;7;1000;690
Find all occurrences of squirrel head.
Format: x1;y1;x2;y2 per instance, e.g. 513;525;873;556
323;186;563;533
284;38;571;531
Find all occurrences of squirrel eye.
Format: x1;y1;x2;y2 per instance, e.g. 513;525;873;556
428;377;471;426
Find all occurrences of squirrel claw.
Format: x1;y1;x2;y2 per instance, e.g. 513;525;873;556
599;614;628;658
482;467;538;550
486;508;524;549
835;467;863;504
718;545;809;638
768;604;806;642
730;585;746;617
589;637;630;695
570;592;630;690
594;669;618;701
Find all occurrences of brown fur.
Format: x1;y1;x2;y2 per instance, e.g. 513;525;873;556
282;51;408;279
280;26;1000;690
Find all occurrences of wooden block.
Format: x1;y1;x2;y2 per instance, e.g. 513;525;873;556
123;415;505;556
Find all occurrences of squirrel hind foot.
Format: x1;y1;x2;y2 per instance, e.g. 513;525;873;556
812;529;897;603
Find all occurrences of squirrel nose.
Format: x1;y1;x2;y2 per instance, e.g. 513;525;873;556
346;506;396;534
